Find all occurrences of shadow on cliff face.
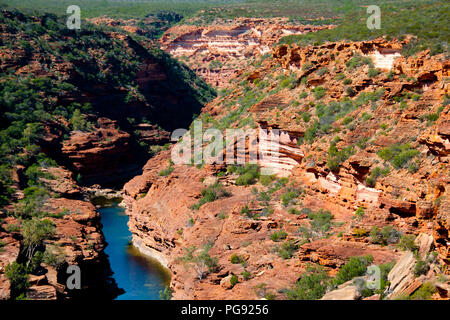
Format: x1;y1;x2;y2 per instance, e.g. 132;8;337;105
57;255;125;300
52;36;216;188
69;36;216;133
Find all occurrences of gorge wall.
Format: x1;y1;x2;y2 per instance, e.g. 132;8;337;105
124;37;449;300
0;10;213;300
159;18;333;88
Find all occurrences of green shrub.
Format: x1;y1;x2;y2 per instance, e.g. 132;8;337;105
302;62;313;71
342;115;354;125
159;286;173;300
414;259;430;277
361;112;371;122
333;255;374;286
41;245;66;268
301;112;311;123
313;86;326;100
241;270;251;281
230;275;239;287
158;162;174;176
286;264;330;300
277;240;298;259
179;245;219;280
345;86;356;97
397;234;418;252
335;73;345;81
281;188;300;207
22;218;55;262
424;106;445;124
307;209;334;236
327;141;354;171
6;224;20;233
316;67;329;76
259;174;275;186
230;253;245;265
69;109;92;132
410;282;436;300
229;164;260;186
299;91;308;99
366;167;390;187
288;207;302;215
346;53;373;70
271;230;288;242
280;74;297;89
240;204;252;218
5;262;30;298
368;68;380;78
378;143;419;169
414;252;437;277
354;207;365;220
370;226;402;245
191;182;231;210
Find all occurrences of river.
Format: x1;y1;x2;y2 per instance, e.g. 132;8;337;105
96;199;171;300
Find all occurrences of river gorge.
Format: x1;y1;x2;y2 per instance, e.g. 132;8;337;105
95;198;170;300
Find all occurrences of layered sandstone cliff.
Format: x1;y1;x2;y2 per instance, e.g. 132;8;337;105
0;168;120;300
124;38;449;300
159;18;333;87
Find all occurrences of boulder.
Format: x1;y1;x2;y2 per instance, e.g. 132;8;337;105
220;274;235;290
386;233;434;299
321;285;361;300
386;251;416;299
415;233;434;260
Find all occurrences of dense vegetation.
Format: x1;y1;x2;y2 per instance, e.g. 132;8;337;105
4;1;448;57
280;0;449;57
286;255;394;300
0;8;217;298
0;8;215;203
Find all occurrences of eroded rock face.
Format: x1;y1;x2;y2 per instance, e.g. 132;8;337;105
0;198;120;300
160;18;332;88
61;118;140;186
386;233;437;299
124;37;449;300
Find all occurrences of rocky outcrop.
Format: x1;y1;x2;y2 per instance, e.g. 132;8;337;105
386;233;439;299
0;224;20;300
61;118;141;186
0;198;120;300
123;37;449;300
321;281;361;300
160;18;332;87
419;111;450;158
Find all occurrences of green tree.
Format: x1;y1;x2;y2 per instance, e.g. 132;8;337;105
180;244;218;280
5;262;30;298
23;123;43;145
69;109;92;132
22;218;55;266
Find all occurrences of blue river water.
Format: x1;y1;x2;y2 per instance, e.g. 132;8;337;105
98;203;170;300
